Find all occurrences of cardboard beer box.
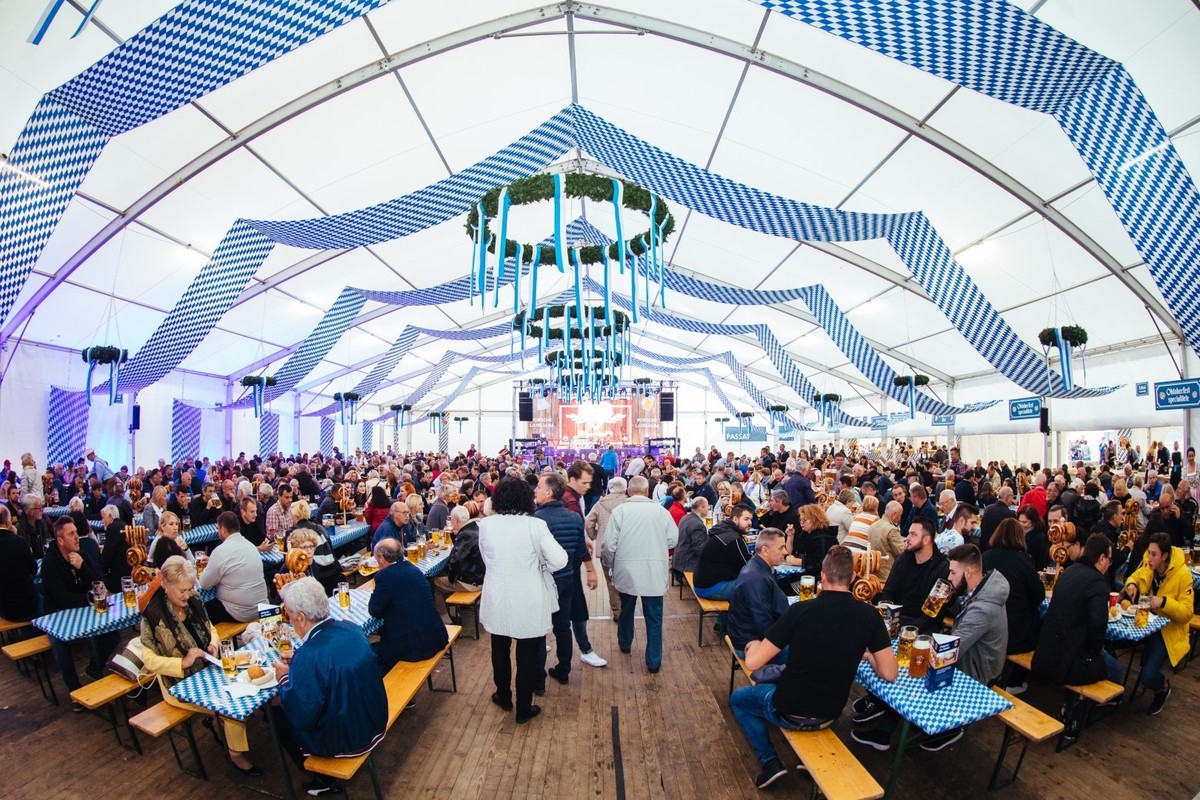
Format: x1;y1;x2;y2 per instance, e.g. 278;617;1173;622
877;603;903;639
258;603;282;627
925;633;960;692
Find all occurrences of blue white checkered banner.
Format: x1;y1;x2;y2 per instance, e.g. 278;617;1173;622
170;400;202;463
0;0;389;337
259;412;280;457
360;420;373;452
438;425;449;455
755;0;1198;383
319;417;334;456
47;386;88;466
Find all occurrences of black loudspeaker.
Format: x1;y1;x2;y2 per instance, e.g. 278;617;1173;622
1039;407;1050;434
518;391;533;422
130;404;141;431
659;392;675;422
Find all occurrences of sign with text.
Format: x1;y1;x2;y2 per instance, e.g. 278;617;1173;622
1136;382;1149;397
889;412;910;424
932;414;956;427
1008;397;1042;421
777;427;797;441
1154;379;1200;411
725;425;768;442
870;415;888;430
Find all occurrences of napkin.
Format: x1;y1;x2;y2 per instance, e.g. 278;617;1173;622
224;681;259;699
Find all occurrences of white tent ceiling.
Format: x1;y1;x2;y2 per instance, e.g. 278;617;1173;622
2;0;1198;422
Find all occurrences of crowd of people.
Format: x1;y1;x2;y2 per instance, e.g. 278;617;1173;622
0;436;1196;793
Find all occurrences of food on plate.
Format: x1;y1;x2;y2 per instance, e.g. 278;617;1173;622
1120;598;1132;611
247;665;265;680
234;653;251;667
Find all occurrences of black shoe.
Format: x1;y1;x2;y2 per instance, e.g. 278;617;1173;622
230;759;263;778
754;758;788;789
1062;718;1081;742
71;701;85;713
713;622;727;633
304;778;343;796
648;665;660;674
619;646;631;655
84;664;102;681
850;698;884;725
547;667;569;685
850;728;891;752
1148;683;1171;716
515;705;542;724
919;728;963;752
490;692;512;711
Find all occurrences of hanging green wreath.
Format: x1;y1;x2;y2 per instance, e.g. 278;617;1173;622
768;404;789;413
737;411;754;419
822;393;841;403
390;403;411;412
892;375;929;387
514;305;631;341
240;375;277;388
466;173;675;265
81;346;128;365
1038;326;1088;348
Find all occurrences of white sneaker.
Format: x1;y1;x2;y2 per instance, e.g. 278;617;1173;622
580;650;608;668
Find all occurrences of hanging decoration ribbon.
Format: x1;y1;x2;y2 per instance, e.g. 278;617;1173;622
493;188;510;309
81;346;128;407
1054;329;1073;392
1039;326;1087;394
240;375;276;418
553;174;567;274
908;376;916;420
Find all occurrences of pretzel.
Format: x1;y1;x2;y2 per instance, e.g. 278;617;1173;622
1049;543;1070;565
126;545;147;567
285;548;312;574
851;578;875;602
124;525;148;548
131;565;153;586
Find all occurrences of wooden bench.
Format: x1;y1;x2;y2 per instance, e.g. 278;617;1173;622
213;621;249;643
70;672;155;754
684;572;730;648
445;590;481;639
2;633;57;705
0;617;31;645
129;701;206;779
725;636;883;800
987;686;1064;790
305;625;462;799
1006;652;1123;751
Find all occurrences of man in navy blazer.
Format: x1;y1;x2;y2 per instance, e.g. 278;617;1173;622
368;538;448;670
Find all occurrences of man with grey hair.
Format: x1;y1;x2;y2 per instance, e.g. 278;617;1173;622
370;501;416;549
783;459;815;508
99;504;132;592
867;502;905;581
980;487;1016;551
17;494;50;559
272;577;387;797
671;495;709;579
602;475;678;673
587;476;629;621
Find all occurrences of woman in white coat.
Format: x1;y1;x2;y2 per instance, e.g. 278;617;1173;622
478;477;567;724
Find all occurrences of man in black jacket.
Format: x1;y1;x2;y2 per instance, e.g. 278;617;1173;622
0;507;39;622
694;506;753;600
533;472;588;685
979;487;1016;551
189;483;223;528
17;495;51;559
367;538;448;670
42;517;120;696
760;490;799;539
98;505;131;593
728;528;790;661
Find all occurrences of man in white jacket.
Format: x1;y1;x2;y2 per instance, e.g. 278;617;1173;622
602;476;678;674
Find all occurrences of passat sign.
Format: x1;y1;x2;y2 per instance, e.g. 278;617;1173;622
932;414;955;427
1008;397;1041;421
1154;379;1200;411
725;426;768;442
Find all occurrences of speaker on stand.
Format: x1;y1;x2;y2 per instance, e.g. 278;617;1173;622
518;391;534;422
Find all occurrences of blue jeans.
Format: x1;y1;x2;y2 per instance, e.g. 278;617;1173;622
617;593;664;669
729;683;832;765
570;569;593;654
550;574;574;677
693;579;735;601
1137;632;1169;692
50;631;120;692
735;646;789;667
1102;649;1124;684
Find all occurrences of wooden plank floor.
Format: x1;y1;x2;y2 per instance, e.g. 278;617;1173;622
3;574;1199;799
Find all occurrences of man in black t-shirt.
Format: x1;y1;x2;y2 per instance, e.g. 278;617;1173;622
729;546;897;790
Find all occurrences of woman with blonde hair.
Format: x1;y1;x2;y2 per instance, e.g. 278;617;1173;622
19;454;41;501
141;556;260;776
785;503;839;576
142;485;169;536
149;511;192;567
286;500;338;592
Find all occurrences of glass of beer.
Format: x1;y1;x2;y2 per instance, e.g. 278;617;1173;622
195;553;208;577
337;582;351;609
897;626;917;668
407;543;419;564
90;582;108;613
277;625;294;655
704;515;713;528
355;508;364;522
181;515;191;532
799;575;816;601
220;640;236;678
921;578;954;618
909;635;931;678
121;576;136;608
276;534;286;553
1135;596;1151;628
1044;564;1059;591
417;535;427;561
1192;545;1200;569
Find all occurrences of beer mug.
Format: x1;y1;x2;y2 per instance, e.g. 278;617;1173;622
1044;564;1059;591
897;625;917;668
1135;596;1151;628
276;625;294;655
416;535;427;561
90;582;109;613
181;515;191;532
799;575;816;602
921;578;954;618
407;543;419;564
909;635;932;678
121;576;136;609
337;582;351;610
195;553;208;577
220;640;236;678
276;534;286;553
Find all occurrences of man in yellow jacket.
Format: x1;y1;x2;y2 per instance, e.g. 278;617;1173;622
1122;531;1195;715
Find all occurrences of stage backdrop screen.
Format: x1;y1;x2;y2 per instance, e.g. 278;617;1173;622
523;394;662;446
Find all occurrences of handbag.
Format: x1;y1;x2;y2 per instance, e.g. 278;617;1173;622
106;636;149;683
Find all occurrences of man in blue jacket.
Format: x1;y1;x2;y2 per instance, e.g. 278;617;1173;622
272;577;387;797
534;472;588;685
370;501;419;549
728;527;791;664
368;538;448;670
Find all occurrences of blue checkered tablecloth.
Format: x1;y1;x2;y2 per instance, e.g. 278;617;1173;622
1038;599;1169;642
88;520;104;532
169;637;281;722
326;589;379;635
183;524;219;547
774;565;802;579
417;547;450;578
43;506;70;518
855;651;1010;735
33;594;141;642
1190;567;1200;590
329;522;369;550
